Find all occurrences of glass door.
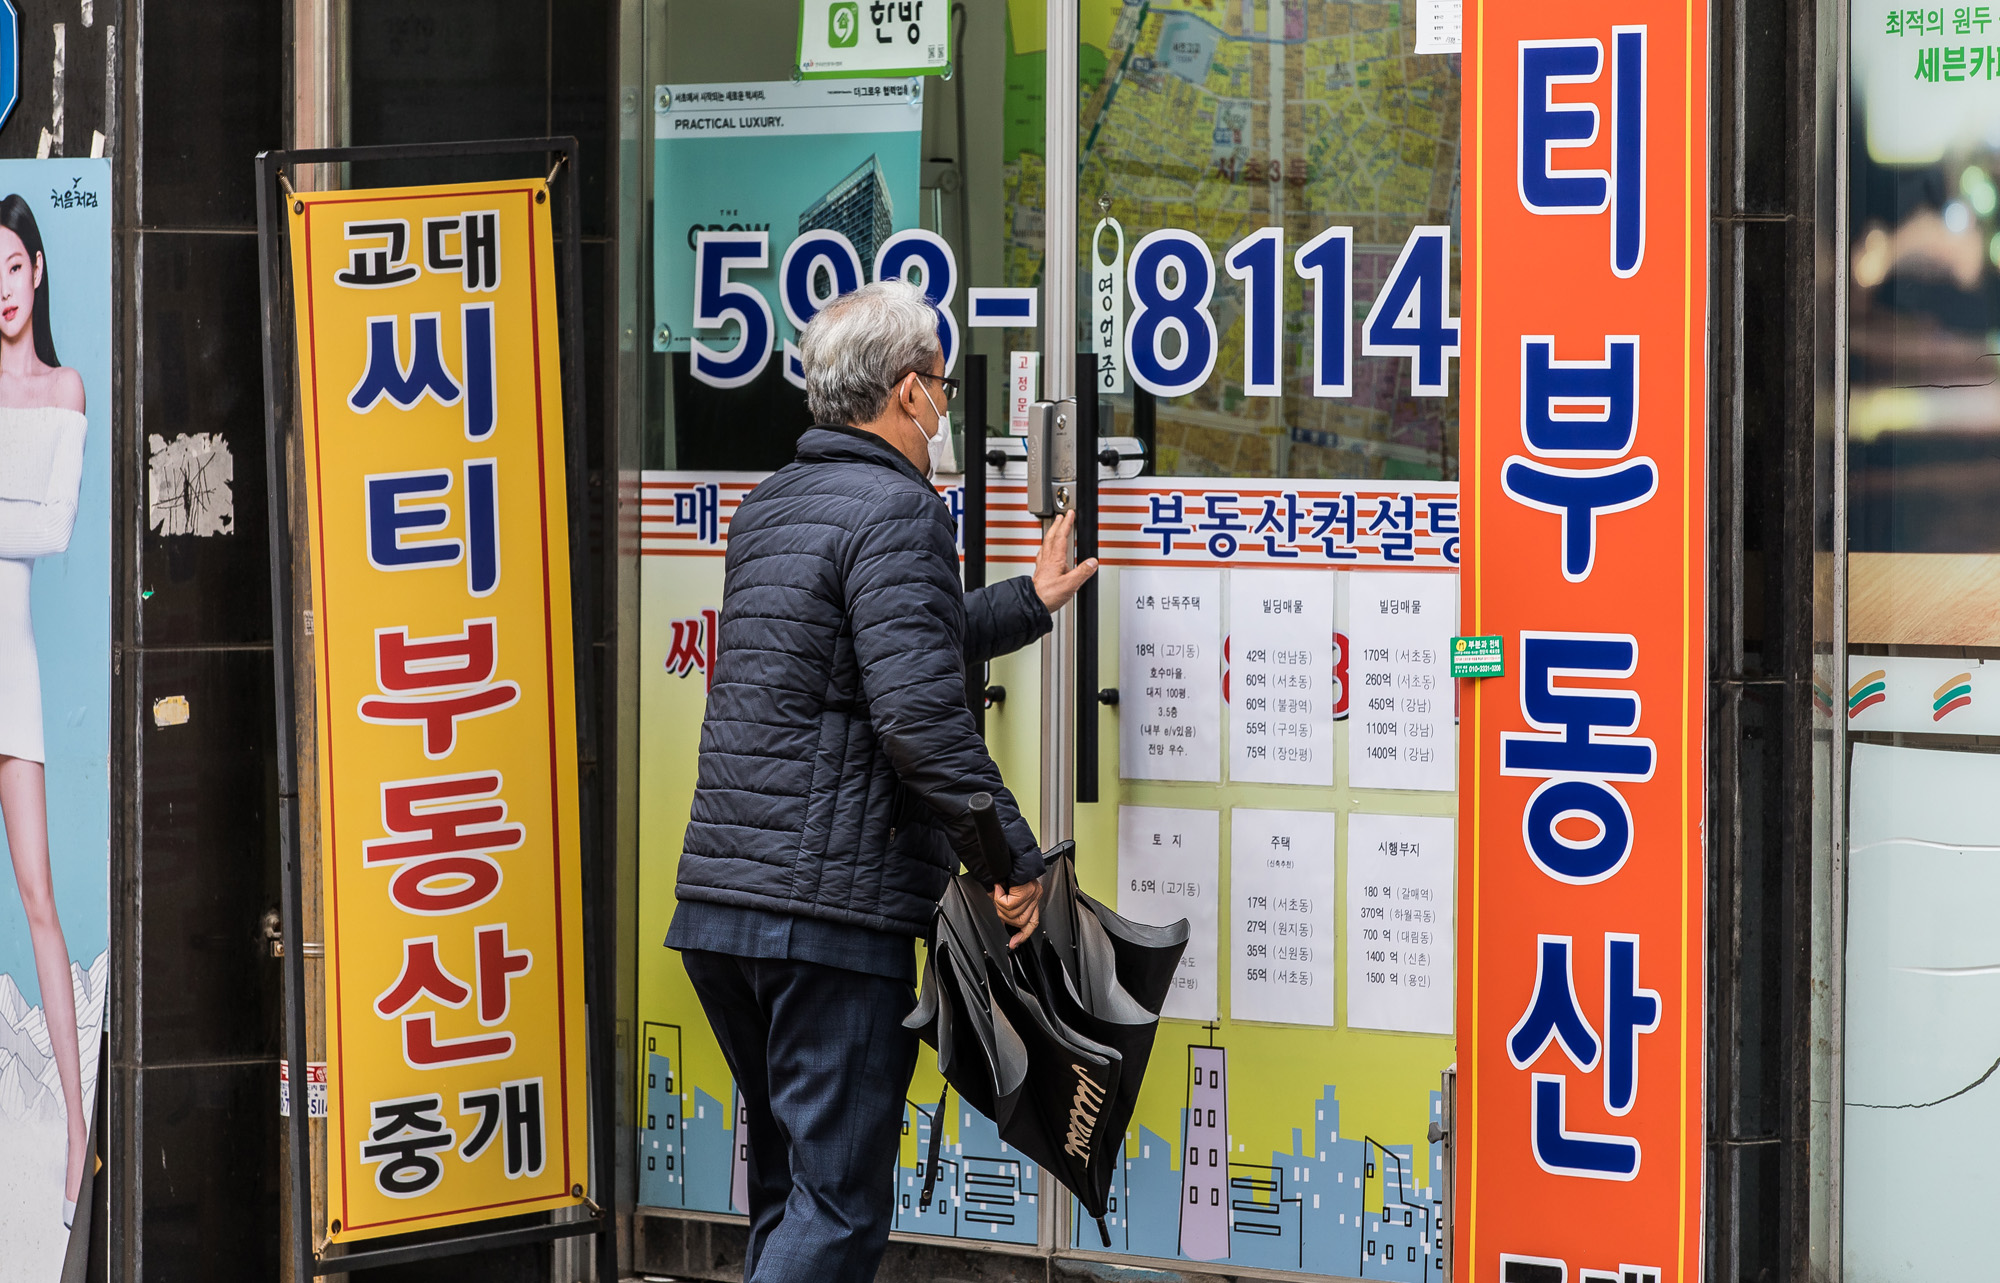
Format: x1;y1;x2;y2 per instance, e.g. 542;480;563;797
629;0;1064;1252
1040;3;1464;1273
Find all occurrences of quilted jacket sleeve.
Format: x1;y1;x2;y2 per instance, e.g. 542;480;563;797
845;484;1046;886
962;575;1051;663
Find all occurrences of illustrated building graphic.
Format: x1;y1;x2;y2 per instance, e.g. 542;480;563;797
638;1026;684;1207
1180;1045;1231;1260
636;1027;1445;1274
892;1096;1041;1245
798;155;895;274
1081;1049;1445;1279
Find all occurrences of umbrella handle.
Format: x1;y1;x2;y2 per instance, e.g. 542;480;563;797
966;791;1012;891
918;1084;950;1213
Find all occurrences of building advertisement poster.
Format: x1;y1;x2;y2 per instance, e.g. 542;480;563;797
0;158;111;1277
284;178;589;1241
1461;2;1708;1279
652;79;923;382
638;471;1458;1273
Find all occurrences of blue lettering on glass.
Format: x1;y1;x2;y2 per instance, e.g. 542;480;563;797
1125;229;1219;398
1602;933;1659;1116
944;484;965;551
779;229;865;389
686;219;1466;401
1293;226;1353;397
874;229;960;375
1142;492;1193;555
349;313;463;412
1501;457;1658;581
1224;227;1284;397
464;459;499;597
366;471;462;571
461;303;497;441
1361;226;1459;397
673;482;722;546
1518;40;1609;214
1310;494;1358;560
1520;336;1639;457
690;231;775;390
1367;494;1417;562
1428;499;1461;564
1252;492;1302;558
1195;493;1246;557
967;289;1036;325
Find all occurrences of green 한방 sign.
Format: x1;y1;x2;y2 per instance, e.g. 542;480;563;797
1451;634;1504;678
798;0;951;79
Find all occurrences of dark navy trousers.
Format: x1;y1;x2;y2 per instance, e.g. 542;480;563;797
682;949;920;1283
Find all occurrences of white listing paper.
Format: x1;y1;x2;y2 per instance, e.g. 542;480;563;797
1120;567;1223;782
1347;572;1455;792
1230;809;1337;1026
1118;806;1221;1021
1229;569;1336;786
1414;0;1462;53
1345;812;1455;1035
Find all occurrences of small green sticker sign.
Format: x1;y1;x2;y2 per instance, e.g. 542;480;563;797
1451;635;1504;678
798;0;952;78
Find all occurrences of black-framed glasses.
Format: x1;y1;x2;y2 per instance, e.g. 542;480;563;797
904;370;960;402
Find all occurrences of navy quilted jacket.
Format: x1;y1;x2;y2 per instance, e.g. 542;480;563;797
677;426;1051;937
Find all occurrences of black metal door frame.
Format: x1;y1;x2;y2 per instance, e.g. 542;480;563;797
253;135;612;1279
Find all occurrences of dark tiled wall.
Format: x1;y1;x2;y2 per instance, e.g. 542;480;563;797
1707;0;1823;1277
128;0;288;1279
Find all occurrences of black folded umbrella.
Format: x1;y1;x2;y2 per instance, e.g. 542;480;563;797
1029;850;1189;1224
904;794;1189;1246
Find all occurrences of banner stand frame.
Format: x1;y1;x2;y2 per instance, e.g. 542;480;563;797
253;136;609;1280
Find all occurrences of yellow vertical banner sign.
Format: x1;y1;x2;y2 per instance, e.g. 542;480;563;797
284;178;588;1241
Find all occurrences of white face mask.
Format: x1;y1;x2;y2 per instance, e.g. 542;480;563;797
912;376;956;477
927;408;958;475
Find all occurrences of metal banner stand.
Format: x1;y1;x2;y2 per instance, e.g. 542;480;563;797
254;136;611;1279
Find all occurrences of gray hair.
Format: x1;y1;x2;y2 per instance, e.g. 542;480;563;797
798;278;941;426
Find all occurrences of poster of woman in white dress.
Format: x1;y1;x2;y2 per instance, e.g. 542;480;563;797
0;162;111;1278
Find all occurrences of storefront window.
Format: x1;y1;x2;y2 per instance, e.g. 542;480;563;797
1844;2;2000;1274
631;3;1464;1269
641;0;1033;470
1058;1;1461;479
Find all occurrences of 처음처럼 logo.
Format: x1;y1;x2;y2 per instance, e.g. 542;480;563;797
1933;672;1973;722
1847;669;1886;719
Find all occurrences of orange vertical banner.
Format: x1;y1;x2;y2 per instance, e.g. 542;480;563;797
1460;1;1707;1279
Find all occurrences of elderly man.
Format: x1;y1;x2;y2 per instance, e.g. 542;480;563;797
671;279;1096;1282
